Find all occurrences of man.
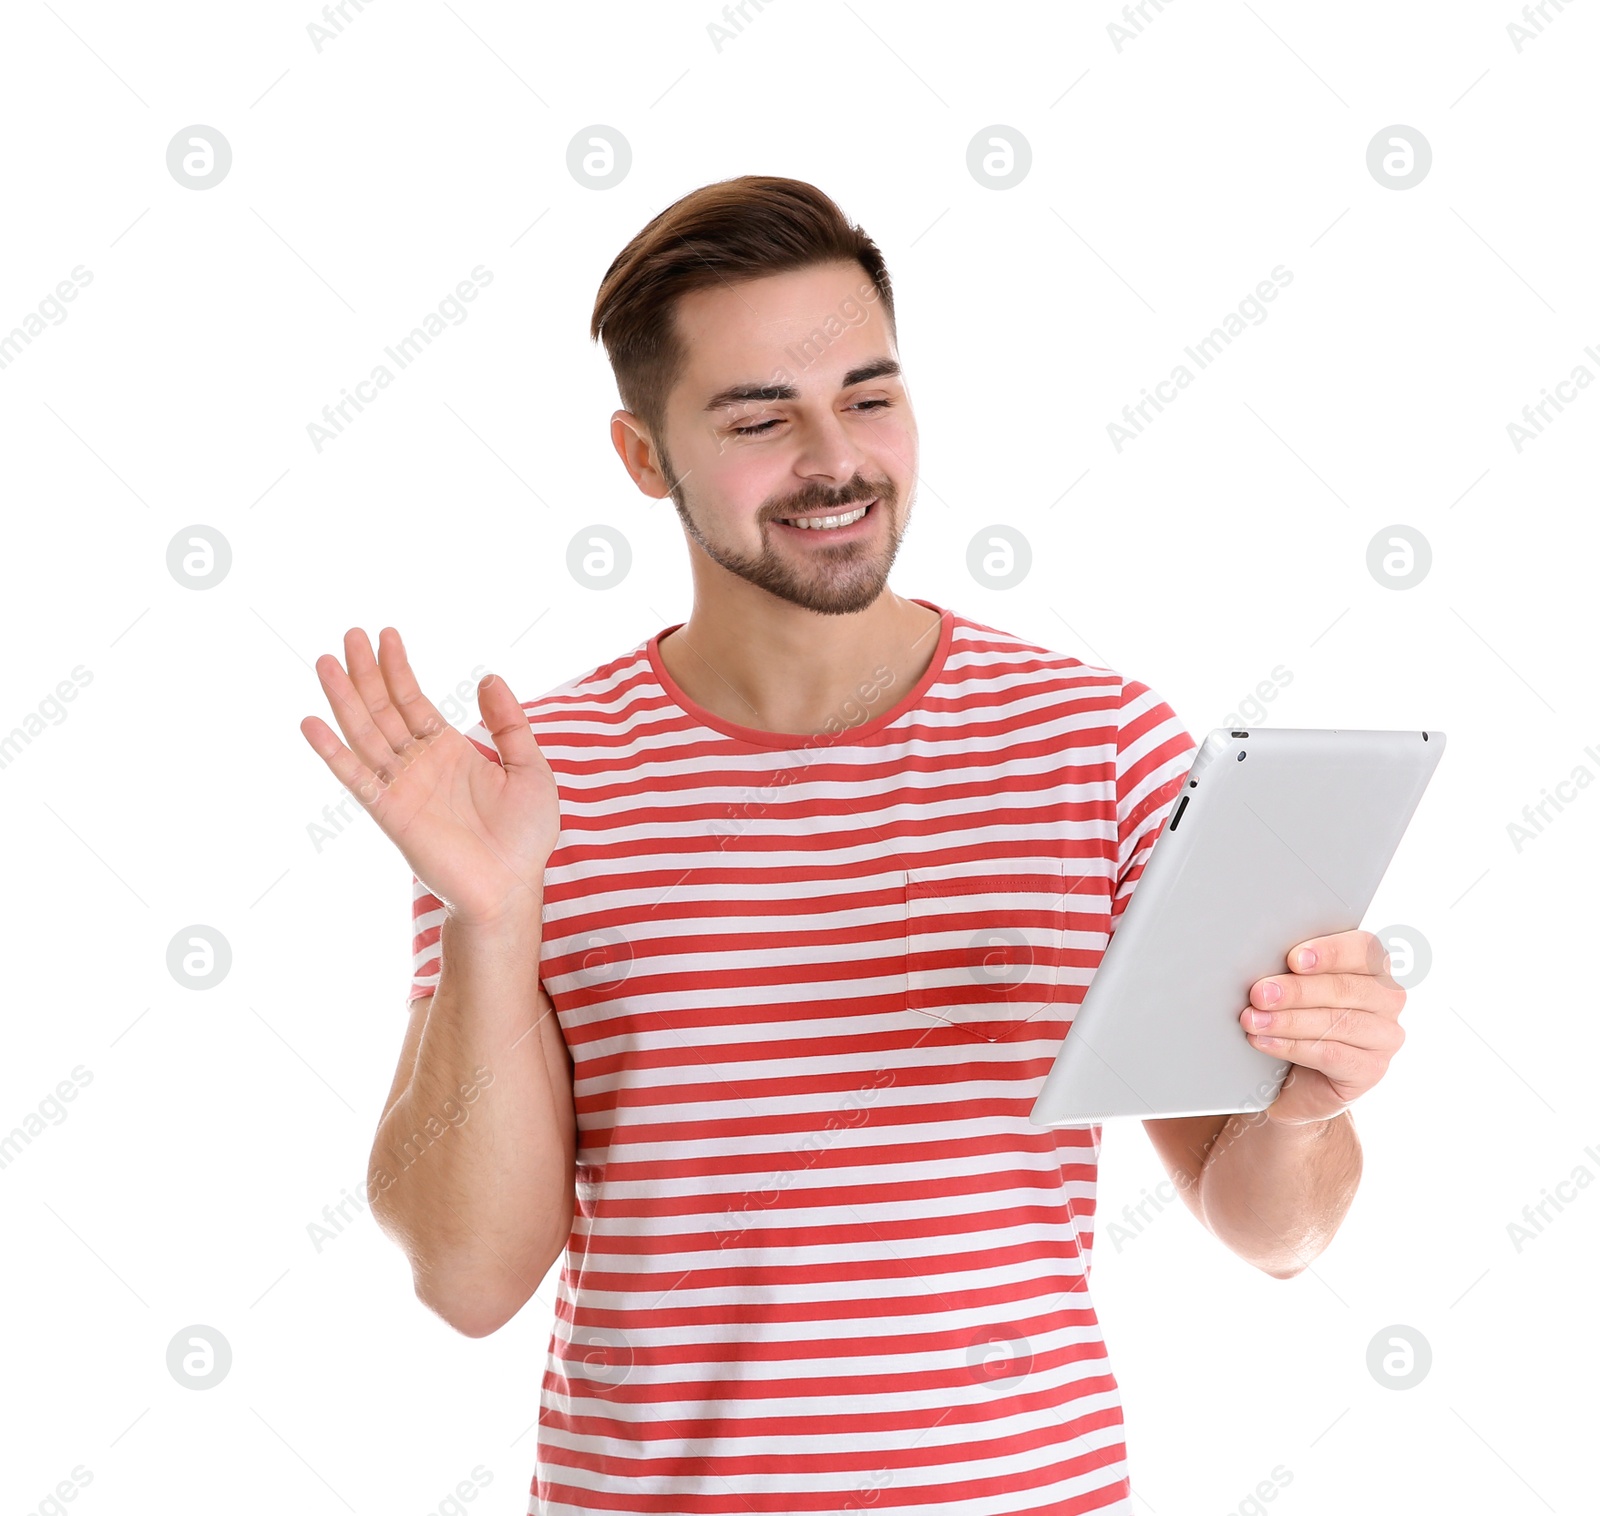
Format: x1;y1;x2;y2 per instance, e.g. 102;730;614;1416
300;175;1405;1515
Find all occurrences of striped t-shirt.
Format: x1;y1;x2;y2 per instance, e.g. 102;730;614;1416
407;598;1197;1516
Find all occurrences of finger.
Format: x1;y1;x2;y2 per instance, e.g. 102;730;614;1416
345;626;419;754
315;643;407;783
1251;970;1403;1015
1285;928;1391;979
476;672;542;775
1241;1003;1404;1054
299;712;388;809
372;626;455;744
1246;1025;1389;1085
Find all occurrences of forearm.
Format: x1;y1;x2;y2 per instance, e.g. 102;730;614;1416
370;904;575;1330
1197;1108;1363;1278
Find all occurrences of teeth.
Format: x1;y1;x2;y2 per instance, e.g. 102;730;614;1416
780;503;870;530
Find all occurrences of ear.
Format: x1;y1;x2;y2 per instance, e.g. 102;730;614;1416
610;411;671;500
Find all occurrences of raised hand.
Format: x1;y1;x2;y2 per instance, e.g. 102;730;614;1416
299;627;559;926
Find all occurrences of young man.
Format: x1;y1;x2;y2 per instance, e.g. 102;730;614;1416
301;176;1404;1515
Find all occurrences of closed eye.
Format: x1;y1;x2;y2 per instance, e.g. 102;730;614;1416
730;397;894;437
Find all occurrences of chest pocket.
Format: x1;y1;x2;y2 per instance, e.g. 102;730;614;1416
905;864;1070;1043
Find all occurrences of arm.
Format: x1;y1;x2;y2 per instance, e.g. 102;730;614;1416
297;624;573;1337
1144;1108;1362;1279
370;907;577;1337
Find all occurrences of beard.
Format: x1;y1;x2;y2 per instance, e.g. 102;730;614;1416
658;444;906;617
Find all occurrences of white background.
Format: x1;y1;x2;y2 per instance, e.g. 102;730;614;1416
1;2;1595;1513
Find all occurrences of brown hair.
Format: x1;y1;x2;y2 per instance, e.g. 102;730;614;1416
589;175;896;452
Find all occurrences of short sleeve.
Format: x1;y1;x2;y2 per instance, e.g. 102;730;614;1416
408;871;445;1003
1111;676;1198;934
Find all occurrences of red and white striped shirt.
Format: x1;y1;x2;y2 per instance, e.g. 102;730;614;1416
408;598;1197;1515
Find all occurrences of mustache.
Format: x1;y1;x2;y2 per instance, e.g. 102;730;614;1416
763;482;889;518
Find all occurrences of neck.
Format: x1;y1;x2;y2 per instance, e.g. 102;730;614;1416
658;589;942;738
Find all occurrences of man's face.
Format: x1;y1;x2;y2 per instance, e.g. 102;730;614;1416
646;260;916;617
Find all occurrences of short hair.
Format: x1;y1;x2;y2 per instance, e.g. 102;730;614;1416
589;175;896;450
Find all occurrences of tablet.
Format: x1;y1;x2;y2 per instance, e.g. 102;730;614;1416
1030;726;1446;1126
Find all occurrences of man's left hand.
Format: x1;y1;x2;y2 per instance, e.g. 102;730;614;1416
1240;929;1405;1125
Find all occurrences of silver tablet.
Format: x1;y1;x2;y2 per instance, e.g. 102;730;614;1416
1030;726;1446;1126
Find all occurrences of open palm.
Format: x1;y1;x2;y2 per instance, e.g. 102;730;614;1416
299;626;559;925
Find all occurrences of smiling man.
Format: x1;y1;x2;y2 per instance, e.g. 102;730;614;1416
301;175;1403;1516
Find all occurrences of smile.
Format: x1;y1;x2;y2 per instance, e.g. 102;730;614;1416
774;500;875;531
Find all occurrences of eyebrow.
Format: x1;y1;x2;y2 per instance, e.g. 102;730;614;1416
702;357;901;414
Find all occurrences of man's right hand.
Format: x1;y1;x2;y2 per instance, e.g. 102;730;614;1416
299;626;559;926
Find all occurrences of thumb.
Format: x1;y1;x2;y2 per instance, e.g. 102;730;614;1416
476;673;540;774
